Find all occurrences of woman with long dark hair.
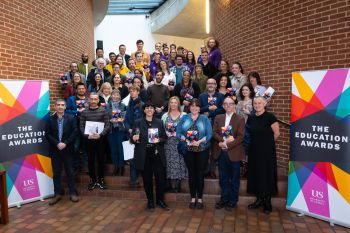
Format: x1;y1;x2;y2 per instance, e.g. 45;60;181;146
174;70;200;113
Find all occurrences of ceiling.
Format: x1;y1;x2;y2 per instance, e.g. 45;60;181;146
107;0;167;15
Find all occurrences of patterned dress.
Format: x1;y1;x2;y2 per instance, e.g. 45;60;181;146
162;113;188;179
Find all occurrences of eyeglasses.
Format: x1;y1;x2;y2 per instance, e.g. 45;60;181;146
223;103;234;106
207;82;216;85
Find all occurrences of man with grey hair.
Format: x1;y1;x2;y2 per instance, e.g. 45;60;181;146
45;99;79;205
87;57;111;86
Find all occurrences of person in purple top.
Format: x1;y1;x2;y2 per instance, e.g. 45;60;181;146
162;47;170;60
150;42;163;61
168;49;177;68
149;51;161;80
207;38;222;69
197;45;208;64
186;51;196;74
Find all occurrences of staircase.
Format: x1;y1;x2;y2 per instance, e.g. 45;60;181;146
72;163;288;208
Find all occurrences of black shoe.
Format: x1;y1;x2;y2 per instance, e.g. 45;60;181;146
97;178;107;190
164;179;173;192
196;202;204;209
263;197;272;214
225;202;236;211
147;200;155;212
174;179;181;193
88;179;97;191
189;201;196;209
248;197;264;209
156;200;170;211
113;166;119;176
119;166;125;176
215;200;227;209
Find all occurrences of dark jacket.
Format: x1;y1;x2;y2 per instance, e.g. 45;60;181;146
212;113;245;161
130;117;166;171
45;113;78;155
124;97;144;131
87;68;111;85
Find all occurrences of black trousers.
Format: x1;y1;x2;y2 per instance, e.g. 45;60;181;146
85;138;105;180
184;150;209;199
142;151;166;202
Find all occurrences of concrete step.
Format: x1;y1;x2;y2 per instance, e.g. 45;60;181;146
76;184;287;208
74;173;287;198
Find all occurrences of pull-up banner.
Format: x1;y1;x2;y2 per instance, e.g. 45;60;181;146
0;80;53;207
287;69;350;228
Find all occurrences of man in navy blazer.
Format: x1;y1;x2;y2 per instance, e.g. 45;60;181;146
45;99;79;205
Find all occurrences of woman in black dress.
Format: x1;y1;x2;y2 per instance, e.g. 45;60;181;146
246;96;280;214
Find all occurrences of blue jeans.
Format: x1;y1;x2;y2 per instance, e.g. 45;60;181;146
51;150;77;195
218;151;240;204
107;128;126;168
129;159;139;184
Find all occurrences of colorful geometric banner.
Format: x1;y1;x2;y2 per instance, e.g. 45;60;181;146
287;69;350;228
0;80;53;207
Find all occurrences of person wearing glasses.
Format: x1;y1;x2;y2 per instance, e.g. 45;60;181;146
212;97;245;211
130;102;169;212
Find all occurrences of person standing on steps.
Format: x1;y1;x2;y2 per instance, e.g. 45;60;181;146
45;99;79;205
212;97;245;211
130;102;169;212
246;96;280;214
80;92;110;191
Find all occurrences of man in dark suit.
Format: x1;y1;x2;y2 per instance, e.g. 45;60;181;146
118;44;131;67
212;97;245;211
45;99;79;205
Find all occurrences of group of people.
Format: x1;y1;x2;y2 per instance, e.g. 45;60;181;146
46;38;280;214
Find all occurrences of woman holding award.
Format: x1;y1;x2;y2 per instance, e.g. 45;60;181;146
161;96;187;193
130;102;169;212
106;89;126;176
177;98;212;209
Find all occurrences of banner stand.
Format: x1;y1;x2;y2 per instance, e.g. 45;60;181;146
287;69;350;229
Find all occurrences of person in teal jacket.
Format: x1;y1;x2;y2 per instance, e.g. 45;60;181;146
176;98;212;209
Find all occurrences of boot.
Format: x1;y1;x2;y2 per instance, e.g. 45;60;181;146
174;179;181;193
248;197;264;209
164;179;173;192
263;196;272;214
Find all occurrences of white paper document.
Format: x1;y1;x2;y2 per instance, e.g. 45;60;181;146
122;140;135;160
84;121;105;135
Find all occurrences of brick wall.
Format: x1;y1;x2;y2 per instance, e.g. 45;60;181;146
211;0;350;175
0;0;94;105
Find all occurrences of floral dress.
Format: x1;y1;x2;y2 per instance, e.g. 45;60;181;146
163;113;188;179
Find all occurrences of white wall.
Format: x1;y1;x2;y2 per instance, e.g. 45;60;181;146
94;15;204;59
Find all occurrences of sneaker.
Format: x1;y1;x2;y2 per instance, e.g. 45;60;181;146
225;202;236;211
196;202;204;209
70;195;79;203
49;195;62;205
88;179;97;191
215;200;228;209
97;178;107;190
189;201;196;209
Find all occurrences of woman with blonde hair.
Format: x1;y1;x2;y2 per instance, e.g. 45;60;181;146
98;82;112;107
161;96;187;193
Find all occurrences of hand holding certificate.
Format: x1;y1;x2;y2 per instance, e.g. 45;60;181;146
84;121;105;139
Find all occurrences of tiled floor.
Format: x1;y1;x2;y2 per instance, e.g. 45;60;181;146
1;196;349;233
